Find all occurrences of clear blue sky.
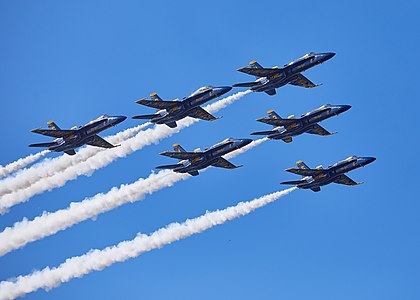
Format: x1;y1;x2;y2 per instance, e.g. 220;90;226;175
1;1;419;299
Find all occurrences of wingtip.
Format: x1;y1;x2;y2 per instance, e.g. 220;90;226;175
30;128;40;133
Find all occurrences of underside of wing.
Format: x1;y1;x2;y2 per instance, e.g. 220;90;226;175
31;129;74;138
288;74;320;88
136;99;179;109
237;67;281;77
211;157;240;169
285;168;324;176
306;124;334;136
160;151;203;160
334;174;362;186
86;135;116;148
188;107;219;121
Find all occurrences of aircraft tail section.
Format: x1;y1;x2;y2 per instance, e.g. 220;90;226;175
249;60;263;79
296;160;310;170
173;143;186;153
150;92;163;112
257;110;295;126
47;121;61;130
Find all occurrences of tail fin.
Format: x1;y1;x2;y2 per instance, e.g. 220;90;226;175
267;110;281;120
173;144;186;153
150;92;163;112
47;121;61;130
296;160;310;170
249;60;263;79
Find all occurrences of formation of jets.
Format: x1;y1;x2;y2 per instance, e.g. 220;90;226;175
29;52;375;192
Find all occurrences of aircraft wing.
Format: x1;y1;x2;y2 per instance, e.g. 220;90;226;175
136;99;179;109
237;67;281;77
306;124;334;136
188;107;219;121
160;151;203;160
288;74;320;88
285;168;324;176
211;157;240;169
31;129;74;138
333;174;362;186
86;135;116;148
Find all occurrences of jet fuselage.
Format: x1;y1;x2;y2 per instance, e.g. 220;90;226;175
297;156;376;190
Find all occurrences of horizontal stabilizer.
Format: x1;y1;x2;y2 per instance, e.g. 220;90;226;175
310;187;321;192
232;82;261;88
282;137;293;143
132;114;159;120
155;163;181;170
188;170;199;176
29;142;57;148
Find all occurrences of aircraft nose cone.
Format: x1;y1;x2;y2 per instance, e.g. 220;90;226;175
114;116;127;125
339;104;352;113
217;86;232;95
241;138;253;146
324;52;336;60
364;157;376;165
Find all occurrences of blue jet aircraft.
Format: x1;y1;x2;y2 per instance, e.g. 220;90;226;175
29;115;126;155
156;138;252;176
281;156;376;192
232;52;335;95
132;86;232;128
251;104;351;142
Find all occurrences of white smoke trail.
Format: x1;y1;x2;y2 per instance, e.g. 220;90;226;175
0;137;264;256
0;150;49;179
0;91;250;213
0;187;295;299
0;122;151;196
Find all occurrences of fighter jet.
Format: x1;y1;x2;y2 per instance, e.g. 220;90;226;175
232;52;335;96
132;86;232;128
156;138;252;176
29;115;127;155
251;104;351;142
280;156;376;192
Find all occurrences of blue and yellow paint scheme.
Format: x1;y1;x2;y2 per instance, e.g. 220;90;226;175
251;104;351;142
281;156;376;192
232;52;335;96
29;115;127;155
132;86;232;128
156;138;252;176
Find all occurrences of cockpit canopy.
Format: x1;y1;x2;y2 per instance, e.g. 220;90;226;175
284;52;316;67
189;86;213;97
